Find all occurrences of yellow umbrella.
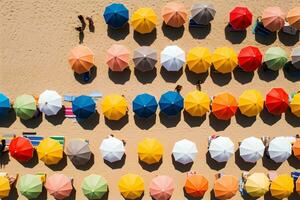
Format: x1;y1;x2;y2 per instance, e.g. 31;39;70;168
238;90;264;117
270;174;294;199
37;138;63;165
137;138;164;165
290;93;300;117
184;90;210;117
186;47;212;73
245;173;269;197
212;47;238;73
131;8;157;34
101;94;128;121
118;173;144;200
0;176;10;198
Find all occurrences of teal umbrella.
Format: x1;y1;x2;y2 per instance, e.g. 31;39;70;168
264;47;288;71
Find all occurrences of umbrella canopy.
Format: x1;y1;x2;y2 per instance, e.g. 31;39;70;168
209;136;234;162
37;138;63;165
229;6;252;30
150;175;174;200
161;45;185;71
66;139;91;166
290;93;300;117
268;137;292;163
103;3;129;29
262;7;285;32
133;46;157;72
68;45;94;74
45;174;73;200
18;174;43;199
239;137;265;163
184;90;210;117
9;136;34;163
265;88;289;115
238;90;264;117
190;3;216;25
291;46;300;69
38;90;62;116
159;91;183;116
13;94;36;120
162;2;187;28
138;138;164;165
264;47;288;71
72;95;95;119
131;8;157;34
214;175;238;200
293;139;300;160
133;93;158;118
0;93;10;116
186;47;212;73
184;174;209;198
0;176;10;198
238;46;262;72
212;47;238;73
101;94;128;120
172;139;198;165
245;173;269;197
297;177;300;195
118;173;144;200
99;136;125;163
287;7;300;29
212;93;237;120
270;174;294;199
81;174;108;200
106;44;130;72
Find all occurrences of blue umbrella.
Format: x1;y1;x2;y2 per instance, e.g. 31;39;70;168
72;95;95;119
103;3;129;29
0;93;10;116
133;93;158;118
159;91;183;116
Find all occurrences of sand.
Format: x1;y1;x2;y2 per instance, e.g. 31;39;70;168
0;0;300;199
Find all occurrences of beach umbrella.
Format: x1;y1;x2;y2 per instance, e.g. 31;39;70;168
287;7;300;29
101;94;128;120
268;137;292;163
290;93;300;117
244;173;269;197
159;91;183;116
209;136;234;162
172;139;198;165
133;93;158;118
239;137;265;163
103;3;129;29
238;90;264;117
150;175;174;200
229;6;252;30
186;47;212;73
212;93;237;120
293;139;300;159
106;44;130;72
262;7;285;32
212;47;238;73
162;2;187;28
0;176;10;198
99;136;125;163
38;90;62;116
264;47;288;71
118;173;144;200
214;175;238;200
133;47;157;72
297;177;300;195
270;174;294;199
9;136;34;163
238;46;262;72
161;45;185;71
184;90;210;117
18;174;43;199
137;138;164;165
68;45;94;74
72;95;95;119
45;174;73;200
291;46;300;69
131;8;157;34
66;139;91;166
13;94;36;120
0;93;10;116
81;174;108;200
190;3;216;25
265;88;289;115
184;174;209;198
37;138;63;165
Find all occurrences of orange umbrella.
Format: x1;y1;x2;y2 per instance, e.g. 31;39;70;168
184;174;209;198
296;177;300;195
106;44;130;72
262;7;285;32
287;7;300;29
68;45;94;74
162;2;187;28
214;175;238;200
212;93;238;120
293;139;300;160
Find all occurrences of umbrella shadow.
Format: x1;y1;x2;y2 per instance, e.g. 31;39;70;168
162;22;184;41
171;155;193;173
233;68;254;84
209;113;230;132
235;109;256;128
287;154;300;169
21;150;39;168
210;67;232;86
259;107;281;126
206;152;227;170
257;64;279;82
189;23;211;39
283;62;300;82
65;187;76;200
234;149;256;171
20;112;43;128
133;29;157;46
278;30;299;46
210;189;218;200
104;154;126;169
255;32;277;45
285;109;300;127
77;111;100;130
287;192;300;200
0;109;16;128
160;67;183;83
99;190;109;200
242;192;258;200
134;114;156;130
184;111;206;128
224;24;247;44
125;192;144;200
45;107;65;125
73;153;94;171
159;112;181;128
32;187;47;200
0;152;10;168
105;115;129;130
183;187;205;200
262;153;282;170
184;67;209;84
107;23;129;41
134;68;157;84
4;184;19;200
138;158;162;172
108;68;131;85
46;153;68;171
74;66;97;84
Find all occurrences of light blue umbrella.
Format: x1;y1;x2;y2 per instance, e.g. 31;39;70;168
159;91;183;115
133;93;158;118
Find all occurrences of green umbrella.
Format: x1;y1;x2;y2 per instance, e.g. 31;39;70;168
13;95;37;120
81;174;108;199
264;47;288;71
18;174;43;199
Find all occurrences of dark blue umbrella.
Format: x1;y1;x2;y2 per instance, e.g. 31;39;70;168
133;93;158;118
72;95;95;119
159;91;183;116
0;93;10;116
103;3;129;29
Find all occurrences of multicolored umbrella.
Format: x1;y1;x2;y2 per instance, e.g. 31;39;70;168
265;88;289;115
81;174;108;200
264;47;288;71
18;174;43;199
290;93;300;117
149;175;174;200
239;137;265;163
291;46;300;69
162;2;187;28
118;173;144;200
138;138;164;165
229;6;252;30
287;7;300;29
131;8;157;34
99;136;125;163
212;47;238;73
9;136;34;163
133;93;158;118
190;3;216;25
209;136;234;162
103;3;129;29
214;175;238;200
161;45;185;71
262;7;285;32
72;95;95;119
13;94;36;120
37;138;63;165
238;46;262;72
184;90;210;117
212;92;237;120
66;139;91;166
68;45;94;74
133;47;157;72
245;173;269;197
159;91;183;116
38;90;62;116
106;44;130;72
293;139;300;160
184;174;209;198
268;137;292;163
0;176;10;198
101;94;128;120
0;93;10;116
270;174;294;199
238;90;264;117
172;139;198;165
45;174;73;200
186;47;212;73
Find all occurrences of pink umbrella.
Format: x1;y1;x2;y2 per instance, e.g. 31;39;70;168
106;44;130;72
262;7;285;32
150;175;174;200
45;174;73;200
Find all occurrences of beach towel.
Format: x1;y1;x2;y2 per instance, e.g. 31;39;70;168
49;136;65;147
22;134;44;147
64;95;76;102
64;106;76;118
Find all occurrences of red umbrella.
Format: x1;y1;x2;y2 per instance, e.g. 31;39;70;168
238;46;263;72
9;137;34;162
265;88;289;115
229;7;253;30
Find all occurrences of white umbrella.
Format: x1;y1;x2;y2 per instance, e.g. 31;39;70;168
209;136;234;162
38;90;62;116
172;139;198;165
99;136;125;163
160;45;185;71
239;137;265;163
268;137;292;163
291;47;300;69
